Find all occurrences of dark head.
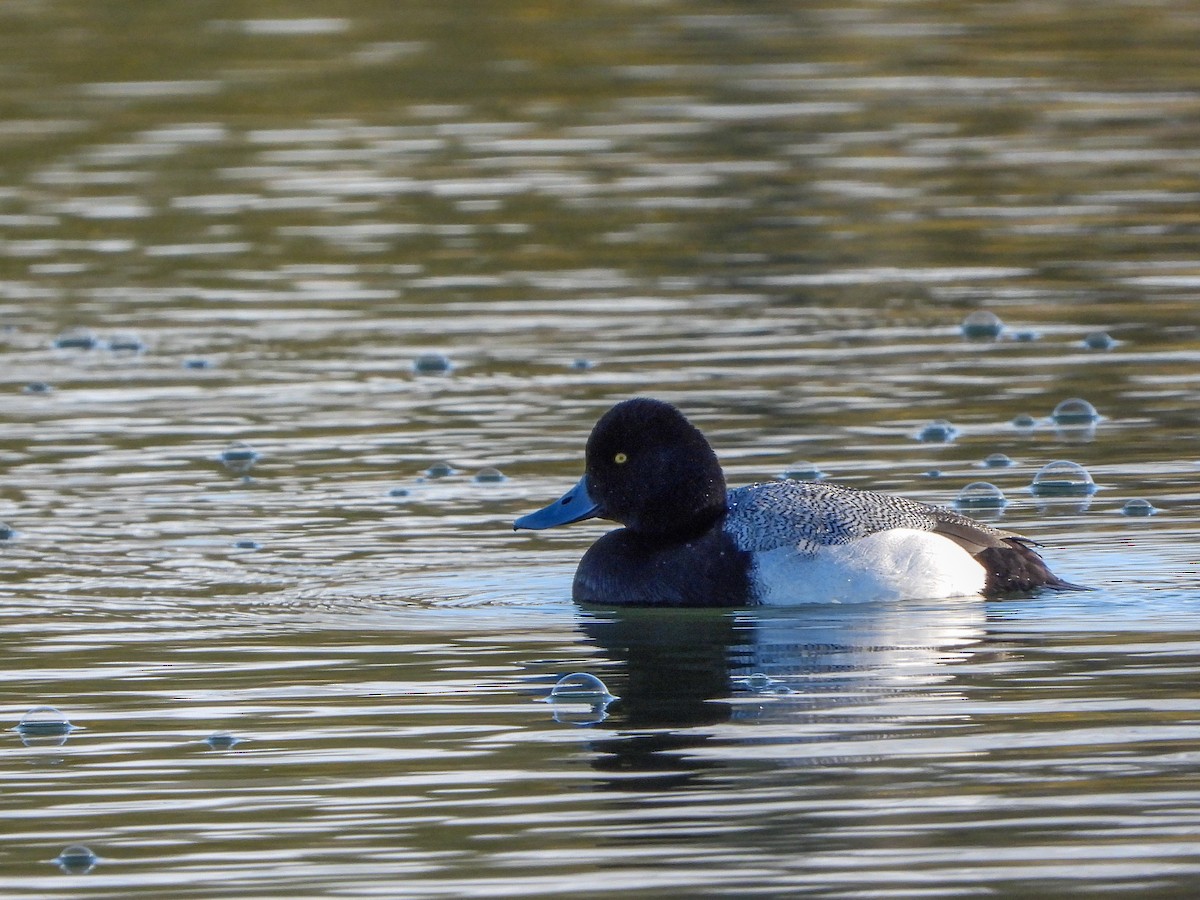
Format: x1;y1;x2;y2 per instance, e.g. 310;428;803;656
514;398;728;537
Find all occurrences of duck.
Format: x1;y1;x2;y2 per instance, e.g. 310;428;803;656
513;397;1083;606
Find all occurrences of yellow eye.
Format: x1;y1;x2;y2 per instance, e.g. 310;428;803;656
614;452;628;464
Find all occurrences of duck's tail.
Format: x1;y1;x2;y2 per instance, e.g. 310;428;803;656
977;538;1089;596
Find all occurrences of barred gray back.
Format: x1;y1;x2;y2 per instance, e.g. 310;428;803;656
724;481;1006;554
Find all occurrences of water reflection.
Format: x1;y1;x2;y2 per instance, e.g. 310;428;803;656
581;608;739;729
2;0;1200;895
577;601;984;786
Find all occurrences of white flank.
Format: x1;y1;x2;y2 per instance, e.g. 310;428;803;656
750;528;987;604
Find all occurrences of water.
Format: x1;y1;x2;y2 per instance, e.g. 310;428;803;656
3;0;1200;896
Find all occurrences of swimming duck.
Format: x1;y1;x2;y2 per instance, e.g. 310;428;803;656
514;398;1081;606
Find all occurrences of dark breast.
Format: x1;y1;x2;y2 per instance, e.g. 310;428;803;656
572;525;753;607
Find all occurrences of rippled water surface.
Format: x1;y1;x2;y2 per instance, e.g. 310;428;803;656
3;1;1200;896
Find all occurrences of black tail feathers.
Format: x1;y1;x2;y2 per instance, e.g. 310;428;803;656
977;538;1088;597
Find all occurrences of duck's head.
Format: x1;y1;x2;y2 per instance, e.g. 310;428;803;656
514;398;727;537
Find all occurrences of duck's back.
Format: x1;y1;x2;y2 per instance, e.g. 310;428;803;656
723;481;1072;602
725;481;1013;551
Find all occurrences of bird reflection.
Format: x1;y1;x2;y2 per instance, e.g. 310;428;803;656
576;608;738;789
574;601;986;789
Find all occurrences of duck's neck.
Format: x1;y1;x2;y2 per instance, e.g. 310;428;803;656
627;470;727;539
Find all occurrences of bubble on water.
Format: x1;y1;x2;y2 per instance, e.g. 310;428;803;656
0;522;13;540
545;672;617;725
388;487;410;497
744;672;775;691
1011;414;1037;430
955;481;1008;510
961;310;1003;340
413;352;453;374
54;844;99;874
15;705;76;744
424;461;455;478
52;327;100;350
923;469;944;478
570;358;594;370
1012;329;1039;342
473;466;506;483
23;381;53;394
1030;460;1097;497
777;462;824;481
1121;498;1157;517
108;333;146;353
549;672;614;703
232;539;260;550
1083;331;1116;350
205;732;241;750
739;673;796;695
982;452;1014;468
220;441;259;475
1052;398;1100;425
183;358;212;369
918;419;957;443
16;705;74;734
